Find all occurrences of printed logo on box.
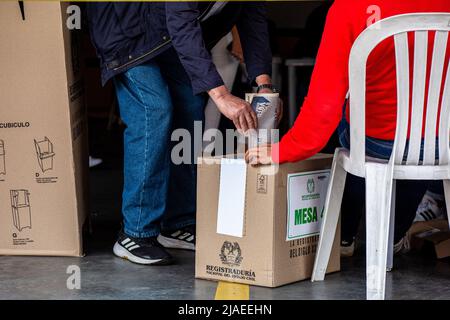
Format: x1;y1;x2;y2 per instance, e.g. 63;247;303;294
219;241;243;266
204;241;255;282
286;170;330;240
307;178;315;193
256;173;268;194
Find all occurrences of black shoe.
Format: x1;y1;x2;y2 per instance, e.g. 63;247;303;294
157;225;196;251
113;231;173;265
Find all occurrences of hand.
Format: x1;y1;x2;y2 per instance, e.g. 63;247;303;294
209;86;257;133
245;144;273;166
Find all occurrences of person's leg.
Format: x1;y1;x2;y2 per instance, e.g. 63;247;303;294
427;181;444;196
337;118;427;245
157;48;207;233
341;174;365;243
394;180;429;243
114;62;173;238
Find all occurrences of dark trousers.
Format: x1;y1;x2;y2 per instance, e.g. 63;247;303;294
341;174;430;243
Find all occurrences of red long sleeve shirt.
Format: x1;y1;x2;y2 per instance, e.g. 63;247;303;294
273;0;450;163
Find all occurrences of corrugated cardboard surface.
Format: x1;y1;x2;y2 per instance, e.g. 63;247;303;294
196;158;276;286
0;2;88;256
409;220;450;259
196;154;340;287
272;157;340;287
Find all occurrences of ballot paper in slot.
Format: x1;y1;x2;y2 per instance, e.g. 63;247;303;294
245;93;280;148
216;158;247;237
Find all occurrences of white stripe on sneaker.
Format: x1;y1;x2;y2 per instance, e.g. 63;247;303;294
157;234;195;251
113;242;165;265
128;244;140;251
171;231;182;237
178;233;190;240
186;235;194;242
125;241;135;248
121;238;131;245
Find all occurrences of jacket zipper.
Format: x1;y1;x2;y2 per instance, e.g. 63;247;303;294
112;39;172;72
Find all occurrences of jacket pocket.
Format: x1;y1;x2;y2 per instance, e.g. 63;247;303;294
113;3;145;38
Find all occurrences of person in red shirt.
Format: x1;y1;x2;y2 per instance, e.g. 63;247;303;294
246;0;450;255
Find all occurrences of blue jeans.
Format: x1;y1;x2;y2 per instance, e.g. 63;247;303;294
338;118;443;195
337;119;442;243
114;48;206;238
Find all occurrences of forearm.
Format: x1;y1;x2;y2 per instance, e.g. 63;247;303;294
272;99;342;163
272;1;353;163
165;2;224;94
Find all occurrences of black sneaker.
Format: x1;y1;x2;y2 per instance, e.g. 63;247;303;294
113;231;173;265
157;225;196;251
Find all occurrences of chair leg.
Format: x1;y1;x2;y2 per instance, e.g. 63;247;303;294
387;180;396;272
311;151;347;282
365;163;394;300
443;180;450;232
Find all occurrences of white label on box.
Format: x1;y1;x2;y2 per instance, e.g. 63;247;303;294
216;158;247;238
287;170;330;241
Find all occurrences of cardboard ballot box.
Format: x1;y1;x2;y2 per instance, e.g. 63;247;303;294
196;154;340;287
0;2;88;256
408;219;450;259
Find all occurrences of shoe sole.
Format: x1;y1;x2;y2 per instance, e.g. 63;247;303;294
157;235;195;251
113;242;173;266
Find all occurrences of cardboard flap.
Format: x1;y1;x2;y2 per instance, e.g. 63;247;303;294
409;219;449;235
435;238;450;259
216;158;247;237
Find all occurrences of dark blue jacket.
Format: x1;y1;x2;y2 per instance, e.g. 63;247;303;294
86;2;272;95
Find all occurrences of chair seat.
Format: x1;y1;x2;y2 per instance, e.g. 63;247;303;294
337;148;450;180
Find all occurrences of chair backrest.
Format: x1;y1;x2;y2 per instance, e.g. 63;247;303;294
348;13;450;174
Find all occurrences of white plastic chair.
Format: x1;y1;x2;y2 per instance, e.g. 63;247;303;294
311;13;450;300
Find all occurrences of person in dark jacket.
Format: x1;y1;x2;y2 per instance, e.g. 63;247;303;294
86;2;274;265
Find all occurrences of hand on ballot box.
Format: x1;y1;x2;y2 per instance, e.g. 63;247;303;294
245;144;273;166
